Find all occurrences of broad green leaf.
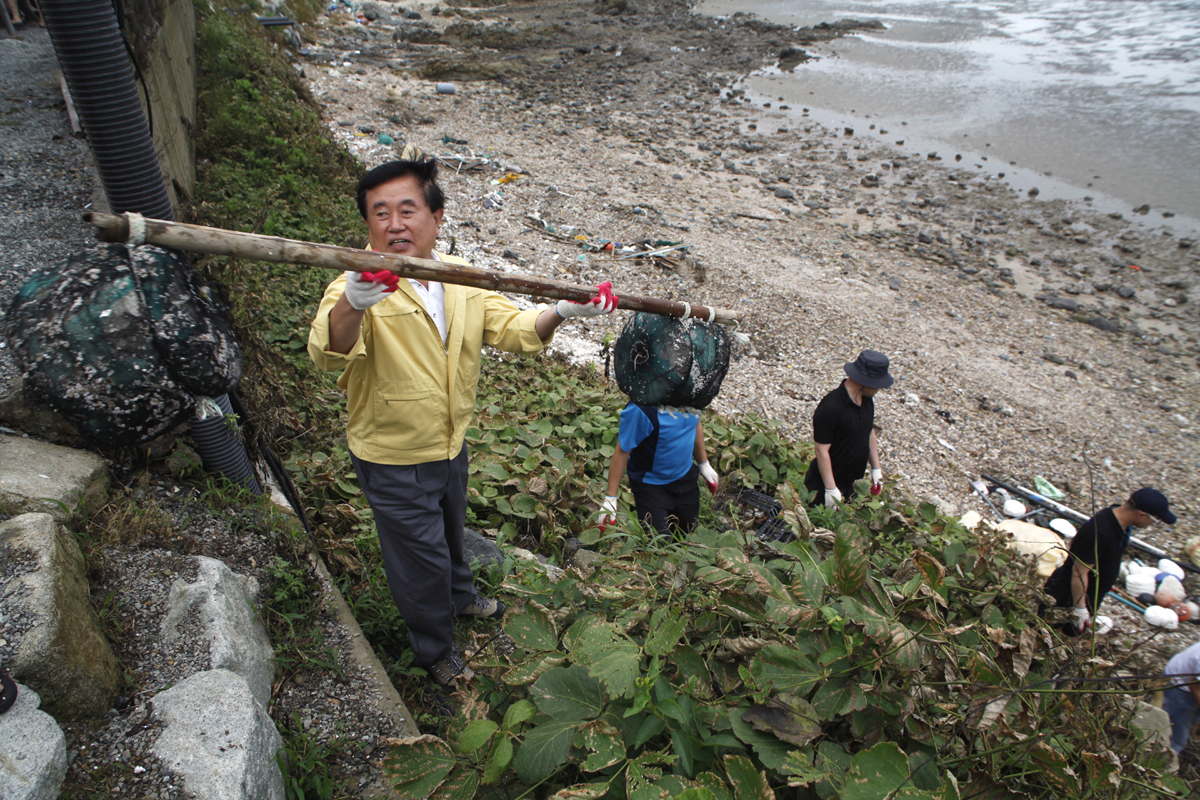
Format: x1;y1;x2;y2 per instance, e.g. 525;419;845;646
744;562;790;602
722;754;773;800
430;766;480;800
728;708;795;771
513;720;579;785
843;742;940;800
780;748;832;787
718;590;768;623
503;653;566;686
840;596;891;643
811;677;868;720
551;782;611;799
574;620;641;699
502;699;538;731
675;790;719;800
482;735;513;785
626;759;670;800
635;715;666;747
483;463;509;481
580;719;626;772
496;497;513;516
749;643;823;695
888;623;922;672
644;606;689;656
671;729;696;776
531;665;604;721
457;720;498;754
741;694;822;746
382;735;456;799
695;772;735;800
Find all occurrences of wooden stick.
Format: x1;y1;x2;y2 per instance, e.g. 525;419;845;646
83;212;741;325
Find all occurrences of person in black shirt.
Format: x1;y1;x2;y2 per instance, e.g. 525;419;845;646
804;350;894;508
1043;487;1178;635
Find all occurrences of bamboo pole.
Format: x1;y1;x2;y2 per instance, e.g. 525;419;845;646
84;212;741;325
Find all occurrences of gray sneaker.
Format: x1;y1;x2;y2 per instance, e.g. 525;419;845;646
459;595;505;620
427;648;475;688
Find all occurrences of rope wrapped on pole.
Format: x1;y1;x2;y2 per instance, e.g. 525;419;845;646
84;211;742;326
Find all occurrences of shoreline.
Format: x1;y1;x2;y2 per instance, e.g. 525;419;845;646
301;0;1199;554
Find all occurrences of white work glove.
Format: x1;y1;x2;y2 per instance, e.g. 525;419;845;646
556;281;618;319
698;461;719;494
343;270;399;311
824;487;843;509
870;468;883;496
1072;606;1091;633
597;496;619;531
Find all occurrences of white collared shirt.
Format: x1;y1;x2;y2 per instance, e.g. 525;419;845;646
407;252;447;346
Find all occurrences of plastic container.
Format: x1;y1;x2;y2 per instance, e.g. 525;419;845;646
435;82;456;95
1002;498;1026;517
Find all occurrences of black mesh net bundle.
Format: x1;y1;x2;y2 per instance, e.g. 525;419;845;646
613;312;731;409
3;243;242;447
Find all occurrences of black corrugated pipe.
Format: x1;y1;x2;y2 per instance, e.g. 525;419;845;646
42;0;262;496
41;0;174;221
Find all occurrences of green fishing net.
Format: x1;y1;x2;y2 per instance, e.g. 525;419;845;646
613;312;731;409
3;243;242;447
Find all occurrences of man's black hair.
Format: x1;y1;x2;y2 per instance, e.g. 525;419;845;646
356;159;445;219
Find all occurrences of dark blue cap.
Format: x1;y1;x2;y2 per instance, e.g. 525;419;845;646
1131;487;1177;525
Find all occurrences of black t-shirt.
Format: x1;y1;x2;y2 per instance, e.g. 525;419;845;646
803;380;875;502
1044;506;1130;613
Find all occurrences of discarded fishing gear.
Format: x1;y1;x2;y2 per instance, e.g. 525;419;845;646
735;488;795;544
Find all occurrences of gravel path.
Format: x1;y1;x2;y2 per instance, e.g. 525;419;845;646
0;26;102;389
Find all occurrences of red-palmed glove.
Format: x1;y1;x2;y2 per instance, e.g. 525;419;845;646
556;281;619;318
597;496;619;533
698;461;719;494
343;270;399;310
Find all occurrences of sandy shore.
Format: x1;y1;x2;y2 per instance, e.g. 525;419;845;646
298;0;1199;554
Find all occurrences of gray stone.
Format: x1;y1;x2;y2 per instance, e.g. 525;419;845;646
162;557;274;708
1;513;120;720
1117;285;1136;299
464;528;504;569
773;187;795;200
359;0;389;19
0;683;67;800
570;549;606;575
152;670;285;800
0;380;86;449
917;231;933;244
0;434;110;524
1088;316;1119;332
1039;295;1080;312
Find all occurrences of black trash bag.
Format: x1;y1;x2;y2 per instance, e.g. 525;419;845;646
3;243;242;448
613;312;731;409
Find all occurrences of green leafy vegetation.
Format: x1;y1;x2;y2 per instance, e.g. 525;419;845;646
186;7;1192;799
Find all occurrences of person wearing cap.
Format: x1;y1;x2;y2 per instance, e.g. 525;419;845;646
804;350;894;508
1043;487;1178;636
1162;640;1200;754
308;152;618;688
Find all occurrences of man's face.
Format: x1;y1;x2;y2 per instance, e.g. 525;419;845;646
365;174;443;259
861;386;881;398
1131;510;1157;529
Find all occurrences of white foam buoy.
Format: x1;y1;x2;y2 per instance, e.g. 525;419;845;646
1145;605;1179;630
1002;498;1026;517
1158;558;1186;581
1049;518;1076;538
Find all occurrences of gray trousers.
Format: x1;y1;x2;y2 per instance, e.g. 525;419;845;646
350;445;474;667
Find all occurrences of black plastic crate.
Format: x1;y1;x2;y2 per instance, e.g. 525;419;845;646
756;517;795;543
737;488;782;517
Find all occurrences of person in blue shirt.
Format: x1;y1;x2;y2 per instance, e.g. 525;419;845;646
598;404;719;539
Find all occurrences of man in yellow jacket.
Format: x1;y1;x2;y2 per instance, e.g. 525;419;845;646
309;153;616;687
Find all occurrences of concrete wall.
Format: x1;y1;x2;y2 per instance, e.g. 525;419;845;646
123;0;197;211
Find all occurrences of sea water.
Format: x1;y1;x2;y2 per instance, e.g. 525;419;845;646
697;0;1200;236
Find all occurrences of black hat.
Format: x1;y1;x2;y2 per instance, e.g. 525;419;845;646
844;350;894;389
1131;487;1177;524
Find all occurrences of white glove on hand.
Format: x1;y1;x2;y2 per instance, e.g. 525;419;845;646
824;487;843;509
1072;606;1091;633
598;496;619;530
871;468;883;486
698;461;719;493
343;271;393;311
556;281;618;319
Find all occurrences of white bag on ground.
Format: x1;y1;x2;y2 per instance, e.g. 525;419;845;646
1145;605;1179;630
1125;572;1156;597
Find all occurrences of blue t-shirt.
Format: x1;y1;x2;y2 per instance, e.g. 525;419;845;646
619;404;698;485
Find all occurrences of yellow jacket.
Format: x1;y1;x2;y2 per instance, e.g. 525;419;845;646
307;252;550;464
